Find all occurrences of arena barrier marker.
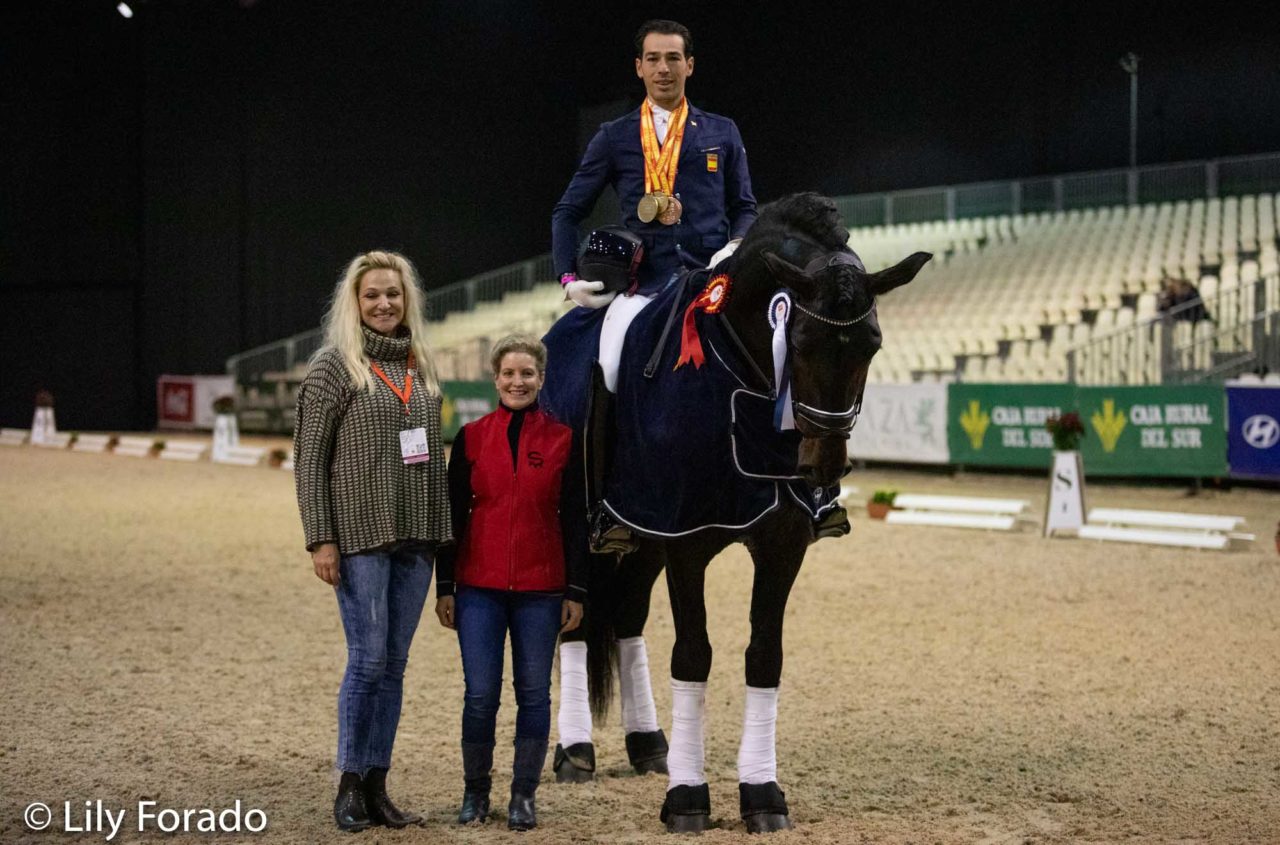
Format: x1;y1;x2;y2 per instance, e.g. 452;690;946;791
72;434;113;453
885;493;1032;531
33;432;73;449
1044;451;1086;537
159;440;210;461
1078;508;1254;550
114;436;158;458
1;428;30;447
213;445;268;466
836;482;860;503
30;406;57;446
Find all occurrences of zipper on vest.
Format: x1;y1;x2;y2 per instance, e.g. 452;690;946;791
506;419;520;590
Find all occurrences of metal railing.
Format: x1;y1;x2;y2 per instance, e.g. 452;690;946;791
229;151;1280;392
836;151;1280;226
1067;274;1280;385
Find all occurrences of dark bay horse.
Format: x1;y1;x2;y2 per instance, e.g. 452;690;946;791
545;193;930;833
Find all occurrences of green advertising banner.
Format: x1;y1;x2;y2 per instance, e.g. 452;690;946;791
947;383;1076;469
1077;385;1227;476
440;381;496;442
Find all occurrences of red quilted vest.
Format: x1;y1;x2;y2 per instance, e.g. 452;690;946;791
456;406;573;592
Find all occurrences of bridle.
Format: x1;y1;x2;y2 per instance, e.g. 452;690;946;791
789;251;875;439
718;249;874;441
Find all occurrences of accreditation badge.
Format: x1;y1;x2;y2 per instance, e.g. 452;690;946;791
399;427;430;464
706;153;719;172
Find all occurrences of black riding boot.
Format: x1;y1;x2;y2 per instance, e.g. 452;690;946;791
586;364;637;555
813;504;851;540
508;737;548;831
333;771;373;832
457;741;493;825
363;767;421;828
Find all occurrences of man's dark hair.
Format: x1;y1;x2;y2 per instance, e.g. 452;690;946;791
635;19;692;58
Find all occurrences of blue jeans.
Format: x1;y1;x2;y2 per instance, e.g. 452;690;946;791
455;587;562;745
334;546;433;774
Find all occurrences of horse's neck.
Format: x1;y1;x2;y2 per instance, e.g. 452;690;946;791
722;263;776;382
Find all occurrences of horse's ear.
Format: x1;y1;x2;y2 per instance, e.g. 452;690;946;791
762;251;817;298
867;252;931;296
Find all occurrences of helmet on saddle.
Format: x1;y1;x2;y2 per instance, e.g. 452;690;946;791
578;226;645;295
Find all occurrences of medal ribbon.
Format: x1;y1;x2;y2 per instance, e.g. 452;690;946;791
640;98;689;196
371;352;416;414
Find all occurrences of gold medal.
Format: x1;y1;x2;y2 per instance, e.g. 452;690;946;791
658;195;682;226
637;192;659;223
638;192;670;224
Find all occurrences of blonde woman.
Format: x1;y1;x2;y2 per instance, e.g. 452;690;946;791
294;250;450;832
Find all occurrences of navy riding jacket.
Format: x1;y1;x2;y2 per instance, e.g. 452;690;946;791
552;102;758;293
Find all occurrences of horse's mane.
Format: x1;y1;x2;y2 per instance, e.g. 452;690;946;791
749;192;851;253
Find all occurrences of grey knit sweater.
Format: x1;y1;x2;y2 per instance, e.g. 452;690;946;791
293;326;451;554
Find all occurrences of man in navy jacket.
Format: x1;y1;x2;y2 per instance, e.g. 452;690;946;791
552;19;758;303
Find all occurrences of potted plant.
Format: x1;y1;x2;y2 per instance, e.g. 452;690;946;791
212;395;236;415
867;489;897;519
150;438;166;457
268;447;288;468
1045;411;1085;452
106;435;120;452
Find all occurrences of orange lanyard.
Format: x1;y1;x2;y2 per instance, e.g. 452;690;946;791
371;352;415;414
640;98;688;195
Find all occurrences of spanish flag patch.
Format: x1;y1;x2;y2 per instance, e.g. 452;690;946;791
706;153;719;173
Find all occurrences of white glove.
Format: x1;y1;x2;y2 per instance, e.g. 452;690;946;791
565;280;616;309
707;238;741;269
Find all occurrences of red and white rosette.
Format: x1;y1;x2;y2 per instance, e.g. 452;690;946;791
675;273;733;370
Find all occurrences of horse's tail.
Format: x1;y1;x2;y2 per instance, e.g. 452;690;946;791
585;555;618;721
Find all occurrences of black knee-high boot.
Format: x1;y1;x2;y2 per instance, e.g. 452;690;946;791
508;737;548;831
585;364;636;554
458;741;493;824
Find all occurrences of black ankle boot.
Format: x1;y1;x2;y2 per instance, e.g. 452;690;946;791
333;771;373;832
458;741;494;824
363;767;421;828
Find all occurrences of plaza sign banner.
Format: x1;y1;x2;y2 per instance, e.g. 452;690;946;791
848;383;950;464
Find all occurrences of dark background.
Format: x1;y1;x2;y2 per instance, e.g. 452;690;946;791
4;0;1280;429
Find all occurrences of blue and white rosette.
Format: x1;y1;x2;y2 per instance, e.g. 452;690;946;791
768;291;795;431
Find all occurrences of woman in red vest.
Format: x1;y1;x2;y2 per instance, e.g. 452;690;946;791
434;335;586;831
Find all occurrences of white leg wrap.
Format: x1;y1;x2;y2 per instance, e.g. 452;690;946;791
556;642;593;747
737;686;779;785
668;679;707;788
598;294;655;392
618;636;660;734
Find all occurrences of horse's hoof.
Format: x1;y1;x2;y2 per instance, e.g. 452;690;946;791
661;783;711;834
626;729;669;774
553;742;595;783
740;782;792;833
743;813;793;834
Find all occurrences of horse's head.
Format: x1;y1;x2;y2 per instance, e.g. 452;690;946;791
761;247;932;486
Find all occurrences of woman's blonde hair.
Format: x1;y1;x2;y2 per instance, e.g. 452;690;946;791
318;250;441;395
490;334;547;376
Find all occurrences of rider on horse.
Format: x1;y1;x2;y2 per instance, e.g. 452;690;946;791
550;19;850;552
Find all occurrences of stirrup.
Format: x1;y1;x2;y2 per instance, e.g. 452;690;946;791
589;506;638;554
813;505;851;541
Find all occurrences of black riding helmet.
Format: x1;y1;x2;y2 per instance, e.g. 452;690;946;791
577;226;645;295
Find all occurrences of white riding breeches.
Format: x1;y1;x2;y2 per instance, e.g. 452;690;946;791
598;293;655;393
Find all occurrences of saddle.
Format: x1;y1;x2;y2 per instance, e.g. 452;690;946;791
542;270;840;538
